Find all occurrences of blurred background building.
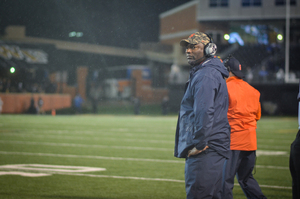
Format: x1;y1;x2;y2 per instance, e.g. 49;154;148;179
159;0;300;115
0;0;299;115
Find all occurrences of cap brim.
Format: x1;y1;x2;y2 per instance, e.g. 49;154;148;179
180;40;189;47
180;39;199;47
232;71;244;79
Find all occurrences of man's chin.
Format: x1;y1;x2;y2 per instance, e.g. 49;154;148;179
188;60;199;66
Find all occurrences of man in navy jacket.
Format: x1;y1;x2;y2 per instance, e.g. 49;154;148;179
174;32;230;199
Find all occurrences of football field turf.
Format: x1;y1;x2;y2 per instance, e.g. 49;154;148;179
0;115;297;199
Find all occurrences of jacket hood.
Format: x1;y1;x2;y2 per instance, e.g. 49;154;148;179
208;57;229;78
194;57;229;78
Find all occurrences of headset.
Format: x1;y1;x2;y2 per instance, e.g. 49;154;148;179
223;54;234;72
204;33;217;57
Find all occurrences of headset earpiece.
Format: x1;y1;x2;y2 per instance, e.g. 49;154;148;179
205;43;217;56
204;33;217;57
224;54;233;72
226;64;231;72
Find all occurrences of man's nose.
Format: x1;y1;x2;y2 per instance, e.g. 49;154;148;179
186;48;192;53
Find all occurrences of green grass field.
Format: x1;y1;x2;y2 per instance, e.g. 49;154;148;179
0;115;298;199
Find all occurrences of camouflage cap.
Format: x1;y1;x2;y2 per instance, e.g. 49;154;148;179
180;32;211;47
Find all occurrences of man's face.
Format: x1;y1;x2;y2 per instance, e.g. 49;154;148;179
185;43;205;66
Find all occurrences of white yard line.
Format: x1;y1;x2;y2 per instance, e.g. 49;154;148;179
57;173;292;190
255;165;289;170
256;150;288;156
233;183;291;190
0;151;184;163
0;133;174;144
1;133;292;149
0;140;172;151
54;172;186;183
0;170;291;189
0;164;106;173
2;133;294;145
258;145;290;150
0;140;290;157
1;129;173;138
0;171;51;177
258;139;294;144
0;151;290;170
0;163;291;189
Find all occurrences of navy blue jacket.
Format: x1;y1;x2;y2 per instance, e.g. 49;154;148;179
174;57;231;158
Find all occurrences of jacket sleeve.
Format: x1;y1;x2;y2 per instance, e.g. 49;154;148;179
256;91;261;121
191;75;217;150
256;102;261;121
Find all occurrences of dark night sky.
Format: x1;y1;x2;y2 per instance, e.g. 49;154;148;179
0;0;191;49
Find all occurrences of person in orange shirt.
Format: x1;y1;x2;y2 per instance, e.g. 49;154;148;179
222;55;267;199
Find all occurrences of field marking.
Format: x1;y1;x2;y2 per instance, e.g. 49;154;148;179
0;164;106;173
0;171;291;189
255;165;289;170
259;139;294;144
62;173;292;190
2;132;294;146
233;183;291;190
256;150;288;156
258;145;290;150
0;128;173;138
0;151;185;163
0;163;184;182
0;141;290;156
2;171;289;190
0;163;291;190
0;133;174;144
0;171;51;177
0;133;292;150
0;151;290;170
63;172;183;183
0;140;172;152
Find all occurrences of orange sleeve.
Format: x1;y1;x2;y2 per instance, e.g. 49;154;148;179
256;102;261;121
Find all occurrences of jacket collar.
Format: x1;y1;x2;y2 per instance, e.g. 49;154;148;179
190;57;213;76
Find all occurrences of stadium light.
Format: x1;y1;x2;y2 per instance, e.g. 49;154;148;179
224;34;230;40
69;31;83;37
228;32;244;46
10;67;15;74
69;31;77;37
76;32;83;37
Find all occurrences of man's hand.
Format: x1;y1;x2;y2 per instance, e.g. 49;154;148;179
187;146;209;157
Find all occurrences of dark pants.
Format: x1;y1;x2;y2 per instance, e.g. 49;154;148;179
223;150;266;199
185;149;227;199
290;129;300;199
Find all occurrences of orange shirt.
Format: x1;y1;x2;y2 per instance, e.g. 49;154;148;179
226;76;261;151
